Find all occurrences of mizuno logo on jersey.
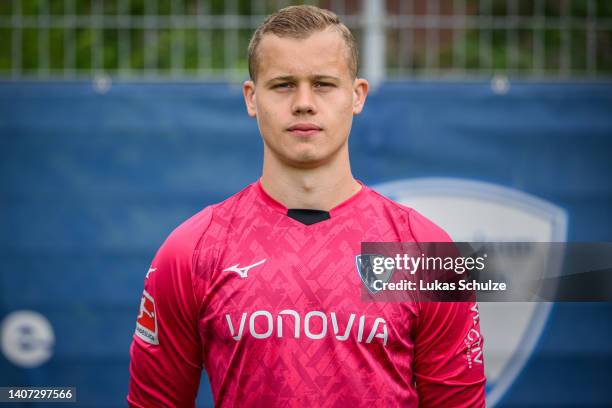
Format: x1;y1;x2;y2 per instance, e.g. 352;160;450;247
225;310;388;346
223;259;266;279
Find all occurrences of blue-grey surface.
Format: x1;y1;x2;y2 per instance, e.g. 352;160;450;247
0;81;611;407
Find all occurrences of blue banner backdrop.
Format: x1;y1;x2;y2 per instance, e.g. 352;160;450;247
1;81;611;407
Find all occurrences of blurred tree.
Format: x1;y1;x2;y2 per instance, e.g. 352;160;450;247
0;0;609;78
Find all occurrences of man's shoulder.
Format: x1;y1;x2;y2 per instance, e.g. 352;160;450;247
365;185;414;215
163;182;257;253
365;184;452;242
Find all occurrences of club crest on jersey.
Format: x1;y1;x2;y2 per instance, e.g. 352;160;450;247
135;289;158;345
356;254;394;294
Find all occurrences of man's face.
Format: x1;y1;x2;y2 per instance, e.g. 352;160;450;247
243;28;368;168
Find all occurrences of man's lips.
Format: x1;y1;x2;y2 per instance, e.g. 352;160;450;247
287;123;322;137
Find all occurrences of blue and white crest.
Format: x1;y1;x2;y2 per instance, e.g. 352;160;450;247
374;177;567;407
355;254;393;294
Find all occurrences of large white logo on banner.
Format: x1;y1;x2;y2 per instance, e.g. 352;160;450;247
374;178;567;407
1;310;55;368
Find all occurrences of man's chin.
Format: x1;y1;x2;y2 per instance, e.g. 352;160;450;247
281;151;330;169
264;142;344;169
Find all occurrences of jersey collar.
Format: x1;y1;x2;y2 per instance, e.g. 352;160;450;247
253;178;369;219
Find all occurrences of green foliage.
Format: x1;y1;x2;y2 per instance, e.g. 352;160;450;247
1;0;610;77
0;29;10;70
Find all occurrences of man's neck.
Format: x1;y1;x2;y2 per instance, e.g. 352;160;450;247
260;149;362;212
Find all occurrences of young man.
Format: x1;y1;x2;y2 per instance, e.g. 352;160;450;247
128;5;485;407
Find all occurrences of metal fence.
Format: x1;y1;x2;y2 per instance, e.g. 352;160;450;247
0;0;610;82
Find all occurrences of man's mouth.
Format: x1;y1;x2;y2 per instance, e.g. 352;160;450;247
287;123;323;137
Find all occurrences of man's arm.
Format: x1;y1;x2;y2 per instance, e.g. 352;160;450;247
128;209;212;407
407;209;486;407
413;301;486;407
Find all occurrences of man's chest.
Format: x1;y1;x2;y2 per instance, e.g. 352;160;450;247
198;224;417;352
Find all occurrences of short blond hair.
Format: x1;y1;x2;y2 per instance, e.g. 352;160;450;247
247;5;358;81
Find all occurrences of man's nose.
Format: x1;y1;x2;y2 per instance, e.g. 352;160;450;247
292;84;316;115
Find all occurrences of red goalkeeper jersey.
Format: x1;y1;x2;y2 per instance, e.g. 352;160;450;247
127;180;486;407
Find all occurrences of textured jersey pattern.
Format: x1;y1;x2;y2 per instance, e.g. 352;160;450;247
128;181;486;407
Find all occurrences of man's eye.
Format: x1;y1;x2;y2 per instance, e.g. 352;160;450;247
273;83;292;89
314;82;335;88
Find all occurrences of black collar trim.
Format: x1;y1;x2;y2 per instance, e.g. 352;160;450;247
287;209;331;225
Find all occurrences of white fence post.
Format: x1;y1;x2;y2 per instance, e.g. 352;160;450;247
362;0;386;87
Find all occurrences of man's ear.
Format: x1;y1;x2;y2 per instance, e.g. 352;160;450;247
352;78;369;115
243;80;257;117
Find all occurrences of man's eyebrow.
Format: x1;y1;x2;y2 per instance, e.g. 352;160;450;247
265;75;340;86
311;75;340;82
265;76;295;86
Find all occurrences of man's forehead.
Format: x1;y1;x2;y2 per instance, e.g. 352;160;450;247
256;29;350;79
